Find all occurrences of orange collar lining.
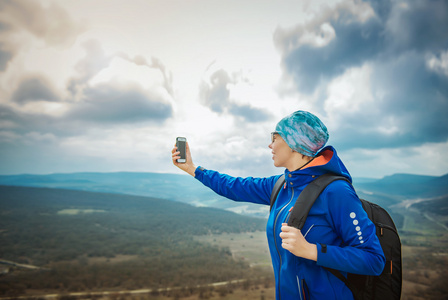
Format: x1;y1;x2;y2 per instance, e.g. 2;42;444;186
303;149;333;169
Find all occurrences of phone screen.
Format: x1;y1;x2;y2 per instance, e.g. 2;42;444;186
176;137;186;163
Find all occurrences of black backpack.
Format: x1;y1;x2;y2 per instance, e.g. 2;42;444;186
270;173;402;300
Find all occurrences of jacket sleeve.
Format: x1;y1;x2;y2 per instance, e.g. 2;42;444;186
194;166;281;206
316;180;386;276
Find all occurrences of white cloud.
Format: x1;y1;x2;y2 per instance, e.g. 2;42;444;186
24;132;57;144
0;131;21;143
340;141;448;178
299;22;336;48
274;0;376;54
90;56;172;101
342;0;376;23
324;63;374;120
426;50;448;77
0;0;84;47
19;101;70;117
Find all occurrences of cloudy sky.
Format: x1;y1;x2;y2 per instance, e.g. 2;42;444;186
0;0;447;179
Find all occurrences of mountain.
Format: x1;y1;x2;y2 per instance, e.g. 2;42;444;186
0;172;270;217
355;173;448;200
0;185;266;263
0;171;447;217
380;173;438;183
0;184;265;231
352;177;380;184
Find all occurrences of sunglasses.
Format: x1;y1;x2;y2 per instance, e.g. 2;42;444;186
271;132;279;143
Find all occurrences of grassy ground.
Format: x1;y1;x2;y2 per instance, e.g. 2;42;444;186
194;231;271;269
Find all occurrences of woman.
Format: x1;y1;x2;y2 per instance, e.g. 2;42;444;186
171;110;385;300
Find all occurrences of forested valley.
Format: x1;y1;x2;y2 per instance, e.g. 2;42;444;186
0;186;271;298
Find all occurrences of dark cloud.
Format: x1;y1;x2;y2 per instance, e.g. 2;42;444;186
0;42;12;71
1;36;175;146
67;41;175;105
199;69;232;113
0;104;23;129
331;53;448;150
62;40;174;124
0;103;72;138
67;40;112;96
1;81;173;142
116;53;174;98
275;1;448;93
0;0;84;72
285;21;383;93
274;0;448;150
0;20;10;31
229;103;271;123
11;75;58;104
330;65;448;150
369;54;448;145
275;5;385;93
383;0;448;53
199;68;271;122
67;84;173;123
0;0;82;45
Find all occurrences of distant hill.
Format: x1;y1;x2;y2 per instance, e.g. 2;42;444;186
355;173;448;200
0;171;447;217
0;185;265;238
381;173;439;183
352;177;380;184
0;172;270;217
0;185;266;264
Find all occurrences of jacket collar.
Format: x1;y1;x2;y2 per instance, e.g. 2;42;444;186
283;147;338;188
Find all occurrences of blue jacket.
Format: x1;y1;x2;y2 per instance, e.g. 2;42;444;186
194;146;385;300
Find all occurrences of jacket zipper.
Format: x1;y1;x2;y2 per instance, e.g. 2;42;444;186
297;276;303;300
273;187;294;300
285;203;314;300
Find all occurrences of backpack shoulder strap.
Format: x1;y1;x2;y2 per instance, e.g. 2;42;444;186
287;173;350;230
270;174;285;211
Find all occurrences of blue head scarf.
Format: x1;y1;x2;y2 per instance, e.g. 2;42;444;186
275;110;329;157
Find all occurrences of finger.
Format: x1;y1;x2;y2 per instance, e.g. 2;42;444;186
172;151;181;161
279;231;294;240
282;224;300;233
281;224;291;232
281;242;292;251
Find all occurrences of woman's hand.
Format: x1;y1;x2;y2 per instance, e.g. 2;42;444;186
280;223;317;261
171;141;197;177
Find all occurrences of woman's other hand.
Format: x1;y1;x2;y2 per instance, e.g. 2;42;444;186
280;223;317;261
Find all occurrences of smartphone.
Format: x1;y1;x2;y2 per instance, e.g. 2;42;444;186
176;137;187;163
